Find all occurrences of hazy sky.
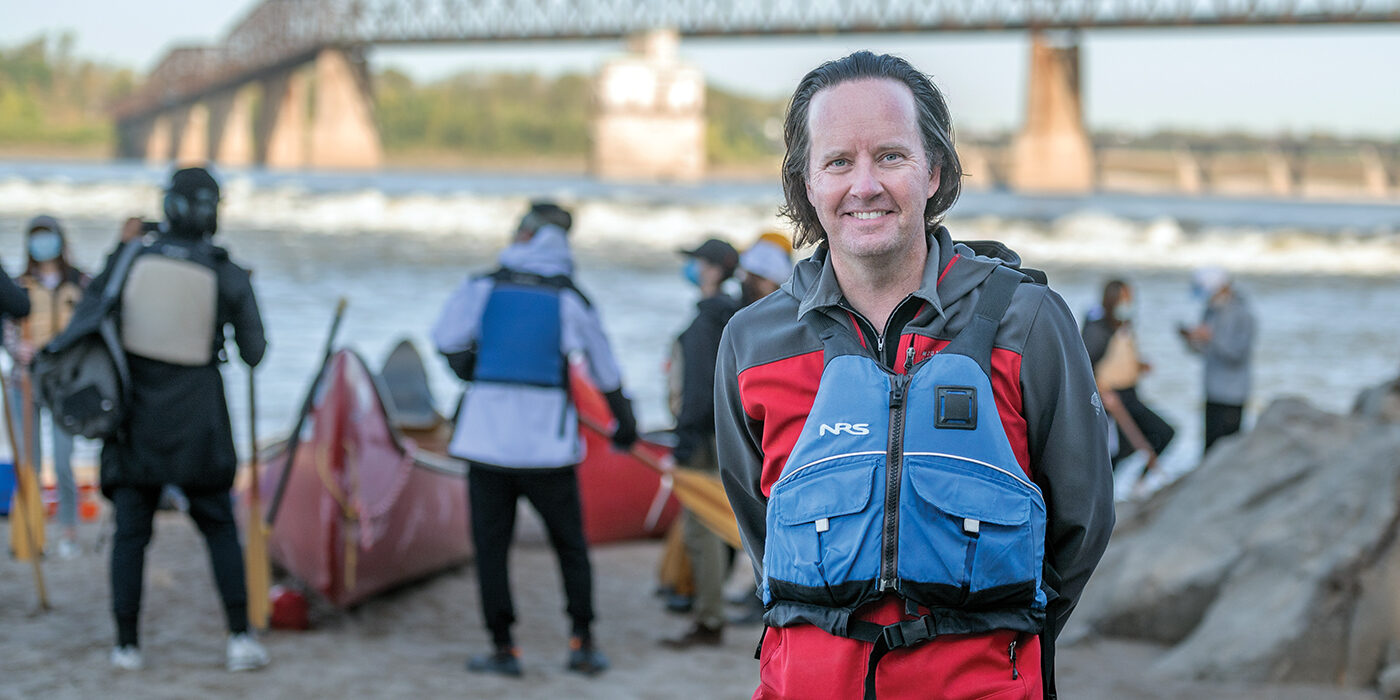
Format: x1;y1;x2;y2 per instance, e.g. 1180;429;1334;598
5;0;1398;137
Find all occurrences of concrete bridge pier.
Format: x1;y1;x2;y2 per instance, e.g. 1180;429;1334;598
1264;145;1304;197
144;114;174;164
259;69;309;170
959;143;1002;190
1009;31;1095;193
309;47;382;170
592;28;706;181
1175;146;1211;195
172;104;211;166
1359;145;1394;198
208;88;256;167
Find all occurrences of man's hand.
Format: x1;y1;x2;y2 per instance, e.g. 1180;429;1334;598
120;217;145;243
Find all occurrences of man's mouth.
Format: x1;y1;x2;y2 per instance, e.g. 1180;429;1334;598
847;211;890;220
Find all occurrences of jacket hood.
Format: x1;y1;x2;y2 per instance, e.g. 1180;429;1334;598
497;224;574;278
783;226;1026;322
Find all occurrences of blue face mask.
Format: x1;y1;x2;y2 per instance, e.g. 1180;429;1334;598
28;230;63;262
683;259;702;287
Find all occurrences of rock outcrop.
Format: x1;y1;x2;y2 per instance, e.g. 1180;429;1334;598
1071;382;1400;689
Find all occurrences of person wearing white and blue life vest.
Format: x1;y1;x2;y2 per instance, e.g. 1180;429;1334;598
432;201;637;679
715;52;1115;700
89;167;269;674
1179;267;1256;453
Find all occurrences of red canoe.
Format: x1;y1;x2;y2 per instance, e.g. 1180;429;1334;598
249;344;679;608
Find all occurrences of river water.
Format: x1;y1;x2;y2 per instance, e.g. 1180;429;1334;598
2;160;1398;490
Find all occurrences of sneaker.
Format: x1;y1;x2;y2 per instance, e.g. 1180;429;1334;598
565;637;609;676
110;645;144;671
660;622;723;649
663;593;694;614
226;633;270;672
467;647;522;677
56;538;80;560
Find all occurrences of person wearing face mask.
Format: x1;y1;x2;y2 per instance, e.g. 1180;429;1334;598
5;215;90;559
93;166;269;673
658;236;741;649
1179;267;1256;454
1081;279;1175;472
737;232;795;307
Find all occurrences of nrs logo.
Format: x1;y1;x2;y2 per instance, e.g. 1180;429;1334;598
819;422;870;437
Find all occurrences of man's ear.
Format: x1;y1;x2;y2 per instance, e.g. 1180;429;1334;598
927;164;941;199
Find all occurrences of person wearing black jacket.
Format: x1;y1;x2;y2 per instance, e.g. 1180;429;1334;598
94;167;269;673
660;237;741;649
0;264;30;319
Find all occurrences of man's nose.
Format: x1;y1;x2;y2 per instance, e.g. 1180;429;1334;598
849;160;883;199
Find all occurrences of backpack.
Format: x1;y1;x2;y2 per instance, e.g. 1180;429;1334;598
32;239;145;440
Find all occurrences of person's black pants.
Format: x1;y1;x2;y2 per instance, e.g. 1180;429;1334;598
1112;386;1176;463
1204;402;1245;454
109;485;249;647
467;464;594;648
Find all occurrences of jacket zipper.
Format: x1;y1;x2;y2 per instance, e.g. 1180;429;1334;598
1008;639;1019;680
880;370;910;592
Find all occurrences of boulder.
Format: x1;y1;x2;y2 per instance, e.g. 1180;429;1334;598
1070;387;1400;688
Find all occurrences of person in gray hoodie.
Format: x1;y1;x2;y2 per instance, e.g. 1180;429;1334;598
1179;267;1256;453
432;201;636;678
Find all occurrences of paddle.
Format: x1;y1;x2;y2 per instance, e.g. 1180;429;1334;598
265;297;348;525
578;414;742;549
1;367;49;610
243;368;271;631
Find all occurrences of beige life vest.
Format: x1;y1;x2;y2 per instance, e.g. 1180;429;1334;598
1094;327;1142;391
120;255;218;366
18;276;82;348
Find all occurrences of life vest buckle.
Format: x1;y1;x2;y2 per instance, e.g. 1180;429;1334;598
880;615;937;649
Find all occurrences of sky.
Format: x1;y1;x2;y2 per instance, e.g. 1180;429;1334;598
4;0;1399;138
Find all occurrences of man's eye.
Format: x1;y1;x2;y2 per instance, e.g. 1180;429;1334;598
882;153;903;162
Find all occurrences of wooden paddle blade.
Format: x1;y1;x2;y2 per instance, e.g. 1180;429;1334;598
9;465;45;561
671;468;742;550
656;519;695;596
243;494;272;631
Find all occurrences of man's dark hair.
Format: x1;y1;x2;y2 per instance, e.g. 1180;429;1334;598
520;201;573;235
779;51;963;249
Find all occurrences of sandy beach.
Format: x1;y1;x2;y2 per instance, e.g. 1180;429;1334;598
0;505;1380;700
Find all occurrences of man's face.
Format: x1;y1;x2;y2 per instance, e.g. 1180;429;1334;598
804;79;939;265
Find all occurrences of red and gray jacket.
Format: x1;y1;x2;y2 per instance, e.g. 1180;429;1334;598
715;227;1115;700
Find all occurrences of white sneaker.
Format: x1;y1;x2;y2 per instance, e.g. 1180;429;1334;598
110;645;144;671
226;633;270;672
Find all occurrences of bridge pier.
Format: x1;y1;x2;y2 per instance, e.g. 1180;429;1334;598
209;88;256;167
1359;145;1394;198
592;29;706;181
309;48;382;170
259;70;309;170
144;115;174;164
1264;145;1304;197
1009;32;1095;193
1175;146;1211;195
172;104;211;166
959;143;1003;190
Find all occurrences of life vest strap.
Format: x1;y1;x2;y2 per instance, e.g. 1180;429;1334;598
847;614;939;700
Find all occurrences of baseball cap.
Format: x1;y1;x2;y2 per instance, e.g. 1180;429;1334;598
681;238;740;277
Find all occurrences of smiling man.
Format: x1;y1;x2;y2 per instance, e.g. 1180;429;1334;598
715;52;1115;700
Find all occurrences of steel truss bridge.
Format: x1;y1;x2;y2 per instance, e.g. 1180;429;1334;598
119;0;1400;119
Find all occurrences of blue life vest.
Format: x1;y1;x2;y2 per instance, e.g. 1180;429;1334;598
762;266;1046;666
473;278;566;388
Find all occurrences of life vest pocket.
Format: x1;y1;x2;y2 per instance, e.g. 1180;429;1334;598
765;454;882;607
899;454;1045;609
